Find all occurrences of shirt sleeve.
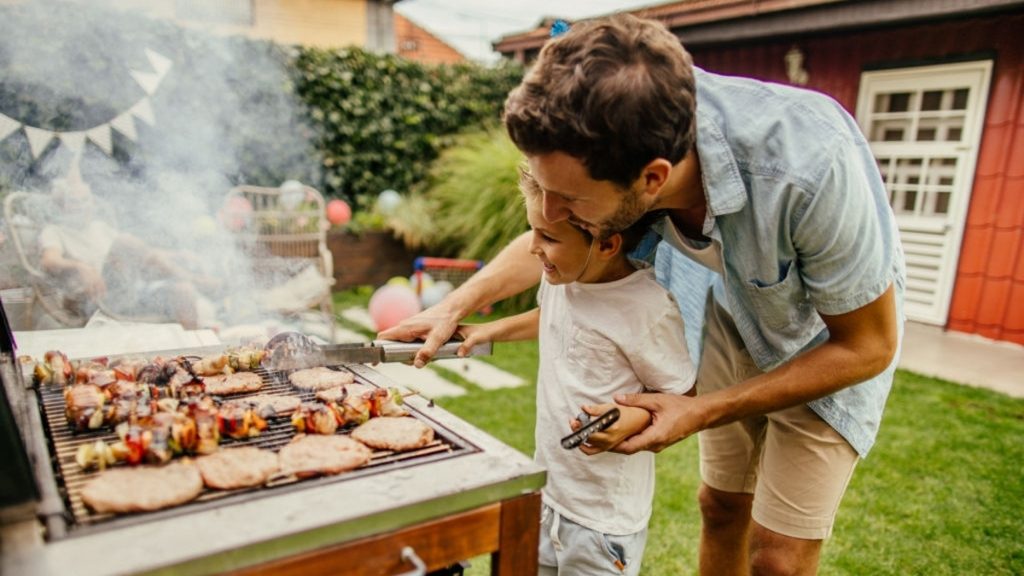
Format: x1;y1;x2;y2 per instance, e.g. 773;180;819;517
626;306;697;395
793;138;898;316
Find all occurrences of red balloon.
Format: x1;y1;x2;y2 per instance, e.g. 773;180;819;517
368;284;422;332
326;199;351;226
220;196;253;231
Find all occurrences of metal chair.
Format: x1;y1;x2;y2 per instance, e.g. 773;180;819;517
224;185;336;342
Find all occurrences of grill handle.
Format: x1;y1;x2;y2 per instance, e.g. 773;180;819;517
397;546;426;576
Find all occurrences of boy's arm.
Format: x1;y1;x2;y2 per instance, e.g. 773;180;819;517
454;308;540;357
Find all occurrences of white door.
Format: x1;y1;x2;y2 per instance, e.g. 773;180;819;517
856;61;992;325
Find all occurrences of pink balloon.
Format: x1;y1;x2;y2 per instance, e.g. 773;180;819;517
221;196;253;231
368;284;422;332
326;199;352;226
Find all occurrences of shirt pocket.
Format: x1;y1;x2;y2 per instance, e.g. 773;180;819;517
566;326;619;383
742;260;811;331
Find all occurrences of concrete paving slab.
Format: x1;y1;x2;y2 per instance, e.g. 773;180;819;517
369;362;467;398
898;321;1024;399
433;358;526;390
340;307;376;332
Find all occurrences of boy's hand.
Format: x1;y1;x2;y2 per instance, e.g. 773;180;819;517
569;403;652;455
454;323;497;358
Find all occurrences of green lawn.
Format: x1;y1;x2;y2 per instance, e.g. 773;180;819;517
334;292;1024;575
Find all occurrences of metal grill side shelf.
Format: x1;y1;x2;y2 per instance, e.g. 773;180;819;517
32;347;481;538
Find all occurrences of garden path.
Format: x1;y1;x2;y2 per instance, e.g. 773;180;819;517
338;307;526;399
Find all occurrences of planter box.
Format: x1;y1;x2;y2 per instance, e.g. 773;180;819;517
327;230;418;290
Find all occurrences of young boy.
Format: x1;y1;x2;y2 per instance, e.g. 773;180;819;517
455;171;696;575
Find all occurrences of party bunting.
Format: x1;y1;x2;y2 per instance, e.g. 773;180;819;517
0;48;171;162
24;126;55;158
86;125;112;156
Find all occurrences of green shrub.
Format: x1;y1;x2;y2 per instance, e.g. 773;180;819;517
291;48;523;208
389;128;536;312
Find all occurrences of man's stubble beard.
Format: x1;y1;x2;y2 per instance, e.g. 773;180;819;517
595;182;649;239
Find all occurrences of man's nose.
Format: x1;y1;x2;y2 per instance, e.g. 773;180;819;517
542;192;570;223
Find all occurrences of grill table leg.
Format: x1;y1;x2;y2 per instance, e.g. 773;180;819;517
491;492;541;576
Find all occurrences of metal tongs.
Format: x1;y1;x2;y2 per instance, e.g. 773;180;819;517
264;331;492;371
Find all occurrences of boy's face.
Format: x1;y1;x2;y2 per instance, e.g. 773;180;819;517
525;199;594;285
526;151;650;239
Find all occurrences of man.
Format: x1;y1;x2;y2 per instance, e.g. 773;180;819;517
38;176;215;329
380;14;904;576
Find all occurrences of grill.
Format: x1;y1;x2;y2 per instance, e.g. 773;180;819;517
1;324;545;576
34;356;479;536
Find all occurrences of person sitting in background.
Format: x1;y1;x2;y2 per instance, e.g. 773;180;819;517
38;176;218;329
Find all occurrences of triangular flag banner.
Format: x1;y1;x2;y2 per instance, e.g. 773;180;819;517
130;98;155;126
24;125;55;159
131;70;161;95
110;111;137;142
59;131;86;155
0;113;20;142
145;49;172;79
86;125;112;155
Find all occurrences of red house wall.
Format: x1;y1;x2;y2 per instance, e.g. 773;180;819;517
686;12;1024;345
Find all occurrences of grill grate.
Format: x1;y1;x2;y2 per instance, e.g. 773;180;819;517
36;362;479;537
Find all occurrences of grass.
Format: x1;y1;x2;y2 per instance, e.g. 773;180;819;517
333;290;1024;575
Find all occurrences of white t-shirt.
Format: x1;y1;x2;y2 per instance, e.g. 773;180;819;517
535;266;696;535
38;220;119;272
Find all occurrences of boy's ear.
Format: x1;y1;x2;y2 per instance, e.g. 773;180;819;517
596;234;623;260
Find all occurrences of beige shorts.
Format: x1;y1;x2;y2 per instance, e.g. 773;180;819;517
696;296;859;540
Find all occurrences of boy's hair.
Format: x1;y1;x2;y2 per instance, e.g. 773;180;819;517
519;166;651;254
504;14;697;189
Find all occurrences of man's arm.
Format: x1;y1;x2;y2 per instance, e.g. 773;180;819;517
378;231;541;367
614;284;898;453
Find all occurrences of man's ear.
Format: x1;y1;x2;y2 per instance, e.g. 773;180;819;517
638;159;672;199
596;233;624;261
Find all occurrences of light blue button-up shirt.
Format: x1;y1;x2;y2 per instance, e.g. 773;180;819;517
634;68;906;457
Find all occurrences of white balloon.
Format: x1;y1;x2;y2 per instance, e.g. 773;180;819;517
279;180;304;210
420;284;449;308
409;272;434;293
433;280;454;297
377;189;402;215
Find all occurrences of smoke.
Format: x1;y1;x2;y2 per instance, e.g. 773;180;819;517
0;0;331;342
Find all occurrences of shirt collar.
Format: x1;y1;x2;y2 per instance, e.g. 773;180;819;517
694;69;748;220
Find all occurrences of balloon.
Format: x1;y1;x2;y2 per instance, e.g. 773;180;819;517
221;195;253;231
409;271;434;294
419;283;451;308
192;214;218;238
386;276;411;287
368;284;422;332
326;199;352;226
377;189;402;215
279;180;305;210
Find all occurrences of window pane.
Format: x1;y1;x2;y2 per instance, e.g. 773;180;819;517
934;191;950;214
921;90;943;111
952;88;969;110
903;190;917;212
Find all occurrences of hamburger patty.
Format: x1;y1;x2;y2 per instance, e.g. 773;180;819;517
279;434;372;477
81;461;203;513
197;447;280;489
351;417;434;452
314;383;373;404
287;367;355;391
203;371;263;395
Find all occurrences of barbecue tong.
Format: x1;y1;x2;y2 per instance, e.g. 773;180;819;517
264;331;491;371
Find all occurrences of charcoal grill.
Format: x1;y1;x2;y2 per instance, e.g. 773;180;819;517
0;314;544;575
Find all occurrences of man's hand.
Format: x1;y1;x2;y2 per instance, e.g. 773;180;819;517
378;303;462;368
610;392;704;454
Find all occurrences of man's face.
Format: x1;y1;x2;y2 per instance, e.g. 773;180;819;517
526;152;650;238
